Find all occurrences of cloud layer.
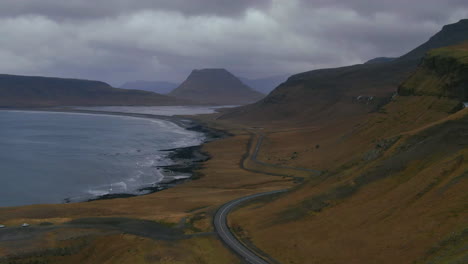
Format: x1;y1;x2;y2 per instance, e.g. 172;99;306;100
0;0;467;86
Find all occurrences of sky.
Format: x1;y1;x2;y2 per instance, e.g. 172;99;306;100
0;0;467;86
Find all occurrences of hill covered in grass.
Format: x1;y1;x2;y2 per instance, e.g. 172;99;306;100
219;19;468;126
399;42;468;101
229;42;468;263
0;74;190;108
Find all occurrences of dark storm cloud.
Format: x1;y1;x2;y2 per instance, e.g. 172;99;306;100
0;0;272;19
0;0;466;86
299;0;468;22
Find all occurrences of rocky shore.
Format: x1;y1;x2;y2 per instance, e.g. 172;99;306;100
84;112;230;202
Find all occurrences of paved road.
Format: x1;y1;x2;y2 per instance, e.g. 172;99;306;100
214;190;287;264
214;132;321;263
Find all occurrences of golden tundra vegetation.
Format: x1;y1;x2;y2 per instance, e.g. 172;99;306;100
230;44;468;264
2;34;468;264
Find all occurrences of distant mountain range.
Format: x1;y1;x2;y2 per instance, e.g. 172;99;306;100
220;19;468;124
239;75;289;94
121;74;288;96
0;74;191;108
120;81;178;94
169;68;265;105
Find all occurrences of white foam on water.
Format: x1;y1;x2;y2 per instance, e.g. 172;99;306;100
171;175;191;180
87;189;109;196
112;182;128;192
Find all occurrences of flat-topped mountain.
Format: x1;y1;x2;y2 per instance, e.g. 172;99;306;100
0;74;190;108
169;69;264;105
220;19;468;125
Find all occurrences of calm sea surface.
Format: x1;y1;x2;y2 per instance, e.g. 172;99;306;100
0;110;203;207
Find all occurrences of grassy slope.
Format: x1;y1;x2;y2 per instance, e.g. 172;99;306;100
231;97;468;264
228;46;468;263
219;20;468;127
219;59;415;127
255;96;460;171
399;42;468;100
1;230;234;264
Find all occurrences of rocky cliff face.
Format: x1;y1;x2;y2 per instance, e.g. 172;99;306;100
399;43;468;101
169;69;264;105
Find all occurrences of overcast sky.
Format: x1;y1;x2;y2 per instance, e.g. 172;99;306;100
0;0;467;86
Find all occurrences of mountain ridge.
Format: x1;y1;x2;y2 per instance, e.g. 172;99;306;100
0;73;191;107
219;19;468;125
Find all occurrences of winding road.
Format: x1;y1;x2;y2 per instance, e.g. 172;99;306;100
214;190;287;264
214;131;321;264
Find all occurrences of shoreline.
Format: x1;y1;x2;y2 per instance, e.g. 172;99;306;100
0;107;230;204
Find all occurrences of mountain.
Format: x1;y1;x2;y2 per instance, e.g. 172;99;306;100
240;74;289;94
0;74;191;108
169;68;265;105
228;42;468;264
120;80;178;94
399;19;468;61
364;57;396;64
219;19;468;125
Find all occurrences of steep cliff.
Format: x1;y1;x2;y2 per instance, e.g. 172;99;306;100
399;43;468;101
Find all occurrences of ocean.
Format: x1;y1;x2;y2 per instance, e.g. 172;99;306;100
0;110;204;207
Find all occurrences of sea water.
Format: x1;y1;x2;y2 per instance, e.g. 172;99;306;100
0;110;203;207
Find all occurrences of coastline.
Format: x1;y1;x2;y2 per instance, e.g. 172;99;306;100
0;107;230;203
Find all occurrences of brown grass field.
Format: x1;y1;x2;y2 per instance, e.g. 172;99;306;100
230;96;468;264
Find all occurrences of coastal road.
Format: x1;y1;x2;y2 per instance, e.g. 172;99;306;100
214;131;321;263
214;190;287;264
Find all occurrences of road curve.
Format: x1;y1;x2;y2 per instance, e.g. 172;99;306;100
214;190;287;264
